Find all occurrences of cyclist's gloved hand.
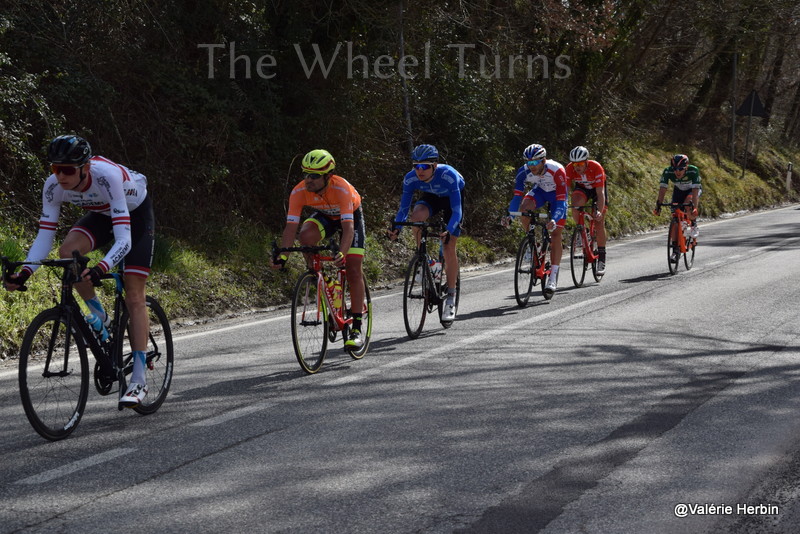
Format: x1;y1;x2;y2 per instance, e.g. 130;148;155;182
500;215;512;228
691;207;698;217
653;202;661;216
82;265;105;286
387;227;400;241
334;251;346;268
272;253;288;270
4;269;30;291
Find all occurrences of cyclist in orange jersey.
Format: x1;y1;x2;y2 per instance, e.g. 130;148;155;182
272;149;367;349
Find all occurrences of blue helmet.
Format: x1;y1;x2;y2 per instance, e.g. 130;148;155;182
411;144;439;162
523;143;546;161
671;154;689;170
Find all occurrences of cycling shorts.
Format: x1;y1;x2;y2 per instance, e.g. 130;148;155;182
671;187;701;205
69;194;155;278
306;206;366;257
573;184;608;206
524;188;566;228
415;191;464;237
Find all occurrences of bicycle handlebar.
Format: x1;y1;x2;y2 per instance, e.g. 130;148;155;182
2;251;92;292
271;239;340;267
509;210;550;220
657;202;694;208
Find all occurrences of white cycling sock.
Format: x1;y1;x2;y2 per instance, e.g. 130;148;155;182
131;350;147;385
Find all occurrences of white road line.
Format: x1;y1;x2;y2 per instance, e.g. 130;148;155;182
327;287;636;386
14;448;136;485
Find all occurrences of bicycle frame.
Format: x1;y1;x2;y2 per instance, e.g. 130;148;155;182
395;221;448;305
659;201;695;253
574;206;599;263
511;209;552;282
274;243;354;331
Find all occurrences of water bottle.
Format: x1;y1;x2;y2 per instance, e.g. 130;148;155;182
682;221;691;240
85;313;109;342
332;278;343;309
430;258;442;281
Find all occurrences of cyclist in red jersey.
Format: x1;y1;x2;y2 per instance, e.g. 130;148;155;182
565;146;607;274
271;149;367;349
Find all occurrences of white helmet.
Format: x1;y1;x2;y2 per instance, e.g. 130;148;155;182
522;144;546;161
569;146;589;162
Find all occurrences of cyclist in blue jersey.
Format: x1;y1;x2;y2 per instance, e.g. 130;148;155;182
388;144;465;322
501;143;569;297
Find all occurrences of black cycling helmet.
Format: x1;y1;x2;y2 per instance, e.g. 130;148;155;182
47;135;92;165
670;154;689;170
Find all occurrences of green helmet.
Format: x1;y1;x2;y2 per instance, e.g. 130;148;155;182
301;149;335;174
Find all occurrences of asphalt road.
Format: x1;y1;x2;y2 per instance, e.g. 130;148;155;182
1;205;799;533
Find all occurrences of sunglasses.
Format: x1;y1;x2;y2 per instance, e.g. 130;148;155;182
303;172;325;180
673;167;687;172
413;163;434;171
51;164;84;176
526;159;543;167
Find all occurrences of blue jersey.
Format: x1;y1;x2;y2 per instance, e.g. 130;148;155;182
394;164;466;235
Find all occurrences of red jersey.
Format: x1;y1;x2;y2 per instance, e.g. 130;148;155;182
566;160;606;190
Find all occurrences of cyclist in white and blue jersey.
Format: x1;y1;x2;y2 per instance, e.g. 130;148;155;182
388;144;465;322
502;143;569;297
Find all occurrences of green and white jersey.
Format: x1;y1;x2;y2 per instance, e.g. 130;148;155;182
659;164;701;192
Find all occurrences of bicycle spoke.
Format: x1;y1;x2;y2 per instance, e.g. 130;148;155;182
514;236;535;306
291;272;328;373
403;255;428;338
19;310;89;441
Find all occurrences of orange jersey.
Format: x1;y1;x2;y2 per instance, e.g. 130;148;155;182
565;160;606;190
287;175;362;224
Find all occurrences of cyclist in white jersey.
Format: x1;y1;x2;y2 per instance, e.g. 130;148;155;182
3;135;155;408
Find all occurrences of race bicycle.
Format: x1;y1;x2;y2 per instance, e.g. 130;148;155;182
272;241;372;374
510;207;553;306
395;221;460;339
2;252;173;441
657;201;697;275
569;204;605;287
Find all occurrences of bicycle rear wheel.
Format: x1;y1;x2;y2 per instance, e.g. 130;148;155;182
514;235;536;306
667;219;680;275
570;227;587;288
291;271;329;373
345;281;372;360
19;308;89;441
117;296;175;415
403;255;429;339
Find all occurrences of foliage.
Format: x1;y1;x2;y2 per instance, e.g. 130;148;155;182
1;0;800;355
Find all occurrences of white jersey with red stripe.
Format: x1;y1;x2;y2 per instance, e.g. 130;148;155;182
24;156;148;274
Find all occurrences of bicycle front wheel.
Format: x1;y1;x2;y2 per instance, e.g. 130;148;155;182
117;296;175;415
403;255;429;339
291;271;329;374
684;238;696;270
570;227;587;288
590;224;604;282
19;308;89;441
514;236;535;307
667;219;680;275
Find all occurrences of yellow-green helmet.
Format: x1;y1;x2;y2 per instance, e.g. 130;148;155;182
301;149;335;174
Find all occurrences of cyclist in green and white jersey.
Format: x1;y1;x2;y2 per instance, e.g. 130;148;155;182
654;154;701;240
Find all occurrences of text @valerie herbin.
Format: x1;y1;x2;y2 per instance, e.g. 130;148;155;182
674;503;779;518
